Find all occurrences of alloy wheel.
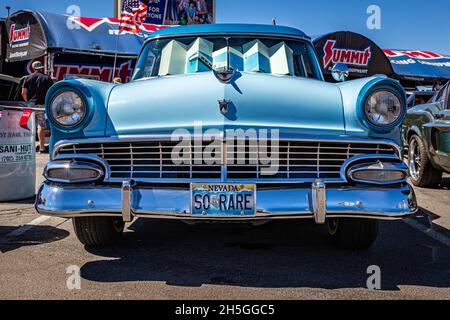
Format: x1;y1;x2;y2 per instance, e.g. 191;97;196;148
408;139;421;182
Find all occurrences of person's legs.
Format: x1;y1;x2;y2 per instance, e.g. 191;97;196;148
37;127;45;152
35;110;47;152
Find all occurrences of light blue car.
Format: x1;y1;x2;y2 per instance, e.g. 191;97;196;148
36;24;417;250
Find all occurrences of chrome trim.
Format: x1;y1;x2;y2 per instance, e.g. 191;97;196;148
52;135;401;184
339;154;402;180
44;160;104;184
52;134;402;158
347;161;408;185
363;89;405;130
312;180;326;224
408;137;421;182
53;154;112;180
133;212;414;221
36;205;416;221
121;180;134;223
48;90;87;129
36;182;418;222
36;209;415;221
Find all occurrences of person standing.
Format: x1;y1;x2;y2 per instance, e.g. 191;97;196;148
21;61;54;153
185;1;198;24
177;0;189;22
196;0;209;23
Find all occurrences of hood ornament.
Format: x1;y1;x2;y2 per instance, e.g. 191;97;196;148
218;99;231;114
213;68;236;84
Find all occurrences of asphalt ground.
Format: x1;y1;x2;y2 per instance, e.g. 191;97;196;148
0;154;449;300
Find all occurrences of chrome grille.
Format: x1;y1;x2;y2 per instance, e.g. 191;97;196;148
55;139;398;183
56;141;222;180
225;140;397;180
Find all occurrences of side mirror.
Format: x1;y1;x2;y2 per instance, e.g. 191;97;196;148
331;63;349;82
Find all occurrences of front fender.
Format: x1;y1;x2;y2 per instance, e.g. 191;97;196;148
336;76;406;145
406;125;422;142
403;103;439;151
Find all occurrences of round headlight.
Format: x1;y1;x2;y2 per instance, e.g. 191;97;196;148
50;91;86;128
364;90;403;128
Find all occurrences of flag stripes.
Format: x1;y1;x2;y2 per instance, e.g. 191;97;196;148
119;0;149;34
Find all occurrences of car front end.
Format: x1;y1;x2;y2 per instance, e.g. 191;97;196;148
36;24;418;249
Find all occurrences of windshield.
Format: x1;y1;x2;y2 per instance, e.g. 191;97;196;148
132;36;323;81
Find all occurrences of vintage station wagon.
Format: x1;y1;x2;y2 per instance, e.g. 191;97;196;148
36;24;417;250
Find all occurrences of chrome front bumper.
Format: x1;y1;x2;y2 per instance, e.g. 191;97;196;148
35;181;418;223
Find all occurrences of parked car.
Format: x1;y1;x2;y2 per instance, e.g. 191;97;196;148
0;73;51;147
406;91;435;109
403;81;450;187
0;73;22;101
35;24;417;250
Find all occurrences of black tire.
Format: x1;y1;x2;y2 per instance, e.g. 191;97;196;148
72;217;125;247
328;218;379;250
408;135;442;187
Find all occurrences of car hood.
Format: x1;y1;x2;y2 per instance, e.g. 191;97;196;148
106;71;345;136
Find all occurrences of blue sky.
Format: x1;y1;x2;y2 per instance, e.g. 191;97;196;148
2;0;450;53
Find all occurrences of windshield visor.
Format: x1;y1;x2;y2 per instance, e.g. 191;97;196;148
133;36;322;80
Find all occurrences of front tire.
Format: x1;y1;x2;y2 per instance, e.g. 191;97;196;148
408;134;442;187
72;217;125;247
328;218;379;250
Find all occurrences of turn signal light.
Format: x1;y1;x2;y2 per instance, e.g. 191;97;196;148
347;161;407;185
45;161;104;183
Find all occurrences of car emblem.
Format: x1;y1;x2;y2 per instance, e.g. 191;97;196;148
213;69;236;84
218;99;231;114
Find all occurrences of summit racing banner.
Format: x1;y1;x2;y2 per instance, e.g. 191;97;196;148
383;50;450;80
6;10;169;64
322;40;371;69
314;31;393;80
27;56;135;83
6;11;46;62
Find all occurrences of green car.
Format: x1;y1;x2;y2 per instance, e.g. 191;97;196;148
403;81;450;187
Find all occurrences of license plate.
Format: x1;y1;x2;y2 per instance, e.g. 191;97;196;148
191;184;256;216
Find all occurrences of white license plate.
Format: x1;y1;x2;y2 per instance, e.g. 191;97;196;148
191;184;256;216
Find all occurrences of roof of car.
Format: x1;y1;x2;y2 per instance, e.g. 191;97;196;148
0;74;21;84
146;24;309;43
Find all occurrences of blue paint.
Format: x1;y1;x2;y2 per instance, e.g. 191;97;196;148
46;24;406;151
147;24;309;42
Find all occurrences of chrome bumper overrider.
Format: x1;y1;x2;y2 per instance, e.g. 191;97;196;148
35;181;418;222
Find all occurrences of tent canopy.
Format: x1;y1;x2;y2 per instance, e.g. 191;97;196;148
383;49;450;81
6;10;168;62
6;13;450;82
313;31;393;80
314;31;450;83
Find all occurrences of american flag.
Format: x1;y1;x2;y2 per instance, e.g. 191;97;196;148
119;0;149;34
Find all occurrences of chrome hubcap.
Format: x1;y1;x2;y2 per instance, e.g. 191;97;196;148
408;140;421;181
